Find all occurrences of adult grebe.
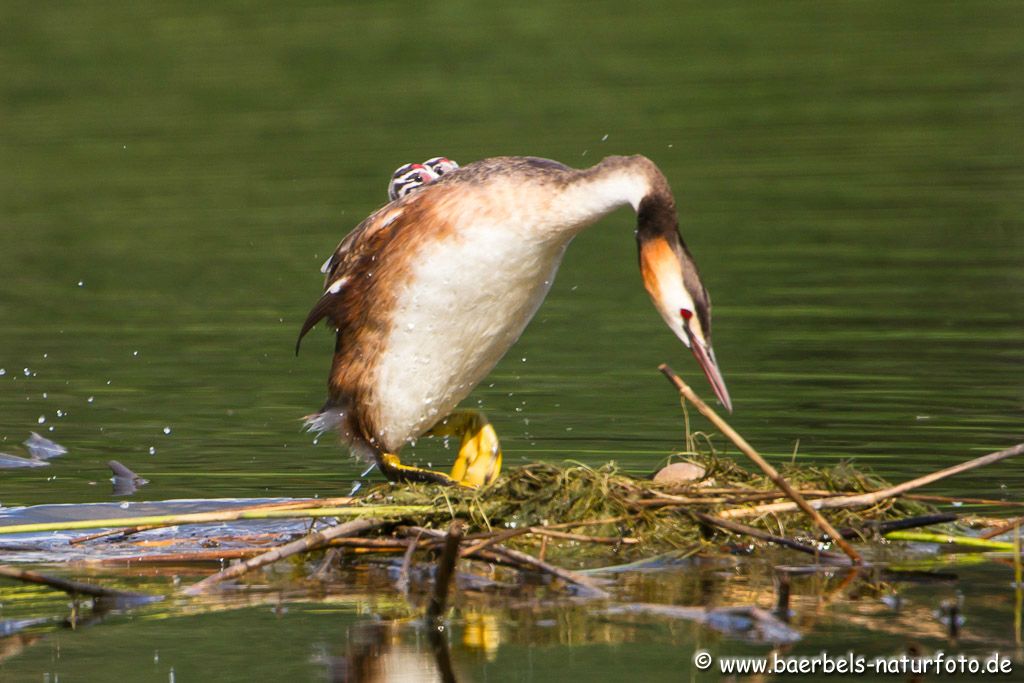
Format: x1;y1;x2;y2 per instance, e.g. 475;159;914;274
297;155;731;487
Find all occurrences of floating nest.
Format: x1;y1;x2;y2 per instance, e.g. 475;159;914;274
359;450;935;567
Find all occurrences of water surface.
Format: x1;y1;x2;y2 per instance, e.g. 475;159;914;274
1;1;1022;679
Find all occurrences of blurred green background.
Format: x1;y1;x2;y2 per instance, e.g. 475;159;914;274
1;1;1021;507
1;2;1023;682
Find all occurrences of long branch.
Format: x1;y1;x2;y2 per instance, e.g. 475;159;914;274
659;364;863;564
718;442;1024;520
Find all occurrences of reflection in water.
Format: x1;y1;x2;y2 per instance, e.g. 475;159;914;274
2;553;1023;680
332;621;447;683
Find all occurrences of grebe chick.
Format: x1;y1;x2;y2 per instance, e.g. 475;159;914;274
423;156;460;177
387;163;438;202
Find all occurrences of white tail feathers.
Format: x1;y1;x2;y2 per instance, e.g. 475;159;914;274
303;408;345;436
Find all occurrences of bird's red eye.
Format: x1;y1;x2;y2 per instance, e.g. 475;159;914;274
680;308;693;321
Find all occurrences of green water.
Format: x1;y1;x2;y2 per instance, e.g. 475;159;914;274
2;1;1023;679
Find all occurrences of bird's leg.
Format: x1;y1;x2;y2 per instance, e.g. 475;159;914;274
427;410;503;487
376;453;460;486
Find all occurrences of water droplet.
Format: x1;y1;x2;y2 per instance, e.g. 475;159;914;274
23;368;31;376
601;134;609;142
132;351;139;357
56;410;64;418
521;357;527;362
149;446;156;455
0;369;5;376
119;501;130;509
77;280;84;287
37;415;45;424
42;392;48;399
163;426;171;435
87;396;94;403
106;380;112;385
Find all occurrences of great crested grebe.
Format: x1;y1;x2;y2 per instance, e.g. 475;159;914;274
298;155;731;488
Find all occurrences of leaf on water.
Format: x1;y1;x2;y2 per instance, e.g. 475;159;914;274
24;432;67;460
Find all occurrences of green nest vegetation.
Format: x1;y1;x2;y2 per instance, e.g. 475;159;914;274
360;452;933;566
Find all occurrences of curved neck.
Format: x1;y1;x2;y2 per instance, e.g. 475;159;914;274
552;155;675;237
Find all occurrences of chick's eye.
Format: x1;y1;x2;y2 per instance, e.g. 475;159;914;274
680;308;693;321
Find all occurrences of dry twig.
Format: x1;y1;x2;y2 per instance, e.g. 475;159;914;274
659;364;862;564
718;443;1024;520
183;518;385;595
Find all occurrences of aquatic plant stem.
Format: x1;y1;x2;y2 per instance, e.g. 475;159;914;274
693;512;847;562
883;530;1018;552
66;498;357;545
839;513;958;539
183;518;386;594
659;364;863;565
719;442;1024;520
425;524;462;683
426;521;463;622
0;504;427;536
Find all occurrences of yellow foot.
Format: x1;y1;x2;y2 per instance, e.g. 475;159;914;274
428;410;503;487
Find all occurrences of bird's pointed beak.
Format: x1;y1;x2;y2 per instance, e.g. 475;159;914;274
637;230;732;413
687;334;732;414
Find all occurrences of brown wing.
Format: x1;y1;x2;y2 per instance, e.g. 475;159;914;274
295;158;554;356
295;201;417;355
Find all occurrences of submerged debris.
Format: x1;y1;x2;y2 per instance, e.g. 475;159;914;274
108;460;149;496
0;433;67;469
23;432;66;460
0;453;49;469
